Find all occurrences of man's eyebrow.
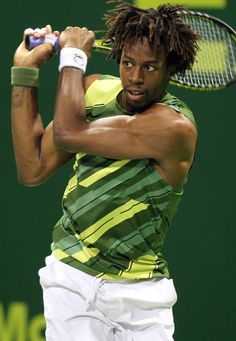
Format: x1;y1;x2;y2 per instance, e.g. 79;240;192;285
122;53;159;64
122;53;133;60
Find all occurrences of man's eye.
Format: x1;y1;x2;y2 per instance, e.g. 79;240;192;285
144;65;155;72
123;61;133;68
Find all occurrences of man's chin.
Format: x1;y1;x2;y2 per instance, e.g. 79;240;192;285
119;90;151;112
126;100;150;113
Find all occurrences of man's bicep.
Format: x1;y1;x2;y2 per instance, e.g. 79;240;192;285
54;113;154;160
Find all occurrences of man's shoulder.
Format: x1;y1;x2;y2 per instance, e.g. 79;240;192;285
161;92;196;126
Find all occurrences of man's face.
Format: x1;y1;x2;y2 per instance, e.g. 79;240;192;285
118;38;172;112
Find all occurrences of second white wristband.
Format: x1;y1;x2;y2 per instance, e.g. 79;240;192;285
59;47;88;73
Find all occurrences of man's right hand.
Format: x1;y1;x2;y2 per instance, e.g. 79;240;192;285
13;24;59;68
59;26;95;58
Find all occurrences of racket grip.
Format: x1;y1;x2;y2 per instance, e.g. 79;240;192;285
25;36;111;54
25;35;60;51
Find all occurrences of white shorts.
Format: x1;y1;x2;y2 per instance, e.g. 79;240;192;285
39;255;177;341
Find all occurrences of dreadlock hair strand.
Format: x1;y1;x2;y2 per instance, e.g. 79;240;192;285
103;0;200;75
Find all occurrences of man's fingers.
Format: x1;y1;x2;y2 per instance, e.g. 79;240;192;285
24;28;34;36
44;34;58;47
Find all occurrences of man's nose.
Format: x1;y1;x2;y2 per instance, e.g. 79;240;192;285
129;67;144;84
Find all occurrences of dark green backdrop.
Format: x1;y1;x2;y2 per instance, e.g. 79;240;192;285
0;1;235;340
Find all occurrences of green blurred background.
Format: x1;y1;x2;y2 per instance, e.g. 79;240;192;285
0;0;235;340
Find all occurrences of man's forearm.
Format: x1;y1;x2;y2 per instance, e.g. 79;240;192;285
11;86;45;184
53;68;88;150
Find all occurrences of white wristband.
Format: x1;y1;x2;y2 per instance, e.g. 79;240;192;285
59;47;88;73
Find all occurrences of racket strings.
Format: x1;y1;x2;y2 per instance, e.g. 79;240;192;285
171;14;236;89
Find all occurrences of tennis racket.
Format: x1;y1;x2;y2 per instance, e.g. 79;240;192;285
25;10;236;90
170;10;236;90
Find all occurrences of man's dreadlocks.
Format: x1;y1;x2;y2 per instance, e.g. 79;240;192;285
103;0;200;75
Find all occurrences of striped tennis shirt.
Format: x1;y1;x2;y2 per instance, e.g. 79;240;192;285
51;75;196;280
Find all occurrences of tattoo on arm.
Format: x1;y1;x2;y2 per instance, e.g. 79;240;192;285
12;87;37;108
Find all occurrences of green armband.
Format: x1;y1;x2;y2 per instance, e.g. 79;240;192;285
11;67;39;88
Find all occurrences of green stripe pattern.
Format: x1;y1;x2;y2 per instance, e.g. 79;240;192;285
51;75;195;280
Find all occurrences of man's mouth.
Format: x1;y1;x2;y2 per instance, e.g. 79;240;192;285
126;88;146;101
128;90;144;95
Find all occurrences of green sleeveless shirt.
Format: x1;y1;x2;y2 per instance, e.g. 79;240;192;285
51;75;195;280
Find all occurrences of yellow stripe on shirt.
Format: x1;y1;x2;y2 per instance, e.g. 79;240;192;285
79;159;131;187
80;199;149;244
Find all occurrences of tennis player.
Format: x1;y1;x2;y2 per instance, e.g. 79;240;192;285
11;1;199;340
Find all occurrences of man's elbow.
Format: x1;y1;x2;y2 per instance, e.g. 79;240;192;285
53;118;89;152
53;123;67;148
53;129;78;153
54;133;70;152
16;168;49;187
17;173;44;187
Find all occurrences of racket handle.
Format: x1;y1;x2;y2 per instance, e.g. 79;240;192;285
25;36;111;53
25;35;60;51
